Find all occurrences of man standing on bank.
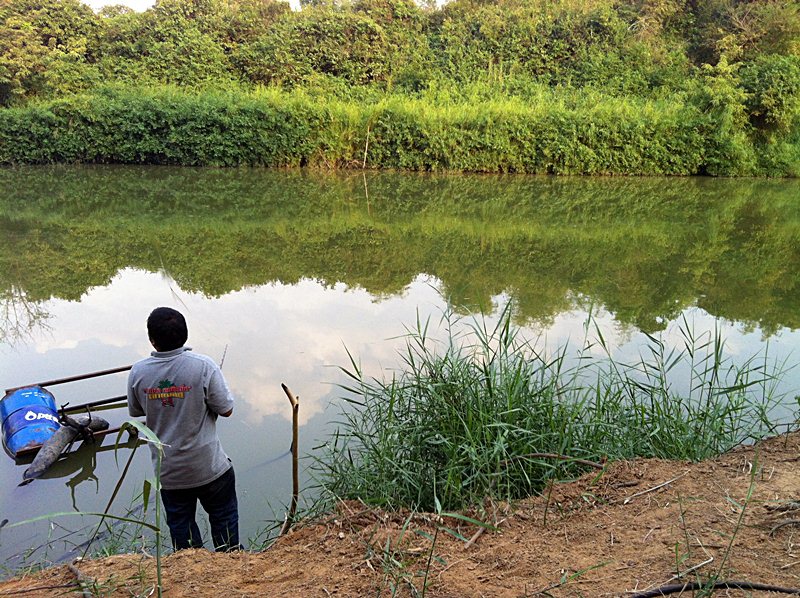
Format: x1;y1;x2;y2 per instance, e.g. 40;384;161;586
127;306;241;552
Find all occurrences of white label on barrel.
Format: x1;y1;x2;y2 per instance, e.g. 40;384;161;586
24;410;60;423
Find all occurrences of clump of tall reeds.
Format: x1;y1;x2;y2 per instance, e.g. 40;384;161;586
315;306;789;512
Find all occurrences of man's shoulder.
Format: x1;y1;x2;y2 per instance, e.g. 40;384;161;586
181;351;220;370
130;357;153;373
182;350;215;363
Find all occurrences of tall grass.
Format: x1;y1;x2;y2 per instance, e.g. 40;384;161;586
314;306;790;512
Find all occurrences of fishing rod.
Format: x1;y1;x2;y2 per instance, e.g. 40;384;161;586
61;395;128;414
4;365;133;395
5;366;132;414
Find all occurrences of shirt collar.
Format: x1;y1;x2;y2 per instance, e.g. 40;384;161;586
150;346;192;358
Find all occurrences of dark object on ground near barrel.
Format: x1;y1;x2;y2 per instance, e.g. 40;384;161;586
20;414;110;485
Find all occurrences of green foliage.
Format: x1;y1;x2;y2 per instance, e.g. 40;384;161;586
0;0;101;105
93;0;234;86
740;54;800;135
0;82;794;174
235;0;430;89
689;0;800;64
245;10;392;85
0;86;327;165
0;0;797;174
362;92;709;174
431;1;636;85
0;86;719;173
220;0;290;45
314;308;787;511
691;57;757;176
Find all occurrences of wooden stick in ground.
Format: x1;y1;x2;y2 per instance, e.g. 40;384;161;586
279;383;300;536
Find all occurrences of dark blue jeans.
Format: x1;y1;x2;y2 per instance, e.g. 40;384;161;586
160;465;241;552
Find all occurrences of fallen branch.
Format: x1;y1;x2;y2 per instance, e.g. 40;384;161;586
463;515;507;550
771;519;800;537
0;584;75;596
621;471;689;505
629;580;800;597
463;526;485;549
650;556;713;589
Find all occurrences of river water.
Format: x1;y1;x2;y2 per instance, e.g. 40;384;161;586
1;166;800;570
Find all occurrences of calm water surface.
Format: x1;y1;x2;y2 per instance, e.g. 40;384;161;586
2;166;800;569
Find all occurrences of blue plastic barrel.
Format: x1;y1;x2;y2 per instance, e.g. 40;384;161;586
0;386;61;458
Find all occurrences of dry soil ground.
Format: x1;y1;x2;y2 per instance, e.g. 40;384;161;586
5;431;800;597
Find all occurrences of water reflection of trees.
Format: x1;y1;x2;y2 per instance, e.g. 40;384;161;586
1;166;800;337
0;287;51;348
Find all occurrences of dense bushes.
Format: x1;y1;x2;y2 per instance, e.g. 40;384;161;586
1;84;794;174
0;86;724;173
740;55;800;135
0;88;328;166
362;95;707;174
3;0;798;103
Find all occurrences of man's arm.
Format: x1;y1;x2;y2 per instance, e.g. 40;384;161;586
206;361;235;417
127;370;145;417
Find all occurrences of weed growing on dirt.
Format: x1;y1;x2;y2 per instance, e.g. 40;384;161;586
704;452;760;593
368;514;422;596
360;509;477;597
631;454;764;598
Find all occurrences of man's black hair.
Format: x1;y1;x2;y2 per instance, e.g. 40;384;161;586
147;307;188;351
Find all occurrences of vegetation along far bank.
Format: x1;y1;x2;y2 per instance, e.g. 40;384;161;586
1;0;799;175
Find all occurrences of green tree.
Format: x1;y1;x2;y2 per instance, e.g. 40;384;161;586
693;56;756;175
220;0;290;47
239;8;391;86
0;0;100;105
740;54;800;135
95;0;233;85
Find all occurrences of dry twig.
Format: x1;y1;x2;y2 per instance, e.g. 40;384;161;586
621;472;689;505
0;584;75;596
771;519;800;537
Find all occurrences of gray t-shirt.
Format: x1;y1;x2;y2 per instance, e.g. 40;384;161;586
127;346;235;490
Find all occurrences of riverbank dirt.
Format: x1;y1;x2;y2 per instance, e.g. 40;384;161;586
4;431;800;597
